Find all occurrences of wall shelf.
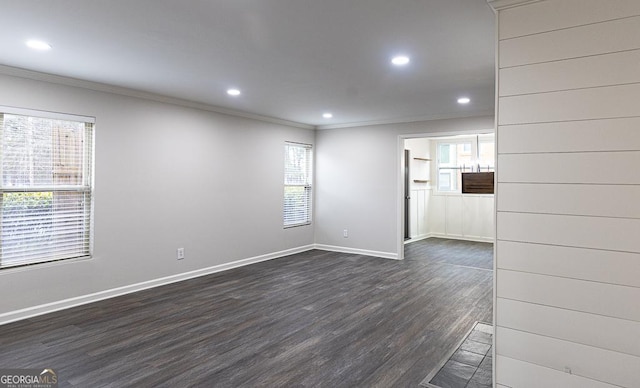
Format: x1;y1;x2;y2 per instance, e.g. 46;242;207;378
412;157;430;184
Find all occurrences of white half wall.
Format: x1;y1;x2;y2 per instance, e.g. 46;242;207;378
428;193;494;242
0;71;315;316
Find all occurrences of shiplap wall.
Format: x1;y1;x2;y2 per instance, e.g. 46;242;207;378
494;0;640;387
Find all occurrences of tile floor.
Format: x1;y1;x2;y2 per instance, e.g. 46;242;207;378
421;322;493;388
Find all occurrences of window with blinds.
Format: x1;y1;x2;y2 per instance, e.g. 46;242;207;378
284;142;312;227
0;108;94;269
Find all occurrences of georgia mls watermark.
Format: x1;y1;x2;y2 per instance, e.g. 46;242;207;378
0;369;57;388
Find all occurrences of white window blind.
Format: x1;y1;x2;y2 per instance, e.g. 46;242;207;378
284;142;312;227
0;108;94;269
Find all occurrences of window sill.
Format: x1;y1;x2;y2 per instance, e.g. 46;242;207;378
284;222;312;229
0;255;93;273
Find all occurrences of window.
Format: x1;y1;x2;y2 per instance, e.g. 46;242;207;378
284;142;312;227
437;135;494;192
478;139;495;171
0;107;94;269
437;141;473;192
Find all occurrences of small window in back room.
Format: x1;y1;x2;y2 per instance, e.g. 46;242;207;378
437;141;473;192
283;142;312;227
437;135;494;193
0;107;95;269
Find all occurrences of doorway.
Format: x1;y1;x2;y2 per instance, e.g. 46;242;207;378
398;132;495;257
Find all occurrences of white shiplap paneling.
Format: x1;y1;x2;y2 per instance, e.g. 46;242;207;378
498;117;640;154
496;327;640;388
497;212;640;253
498;83;640;125
497;151;640;185
462;195;494;239
417;190;427;236
497;240;640;288
500;49;640;96
409;192;418;238
495;1;640;386
497;183;640;219
500;16;640;68
498;0;640;40
497;298;640;357
497;269;640;322
428;194;446;235
496;355;621;388
445;195;463;237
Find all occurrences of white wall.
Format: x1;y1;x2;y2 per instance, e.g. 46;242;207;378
0;71;315;321
314;116;494;258
493;1;640;387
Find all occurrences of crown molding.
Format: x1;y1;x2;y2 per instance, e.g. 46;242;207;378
487;0;544;11
0;65;315;130
0;65;494;132
316;109;495;130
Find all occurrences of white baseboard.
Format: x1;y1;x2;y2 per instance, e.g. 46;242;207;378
0;244;315;326
0;243;404;325
404;234;431;244
428;233;494;243
313;244;399;260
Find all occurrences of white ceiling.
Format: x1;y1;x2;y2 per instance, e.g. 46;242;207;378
1;0;496;128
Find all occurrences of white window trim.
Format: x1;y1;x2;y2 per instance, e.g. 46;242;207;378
283;142;313;228
435;134;495;194
436;139;473;193
0;106;95;269
0;106;95;124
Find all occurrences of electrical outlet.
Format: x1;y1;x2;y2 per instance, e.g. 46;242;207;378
177;247;185;260
343;229;348;238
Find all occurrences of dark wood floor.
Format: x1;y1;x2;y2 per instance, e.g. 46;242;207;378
0;238;493;387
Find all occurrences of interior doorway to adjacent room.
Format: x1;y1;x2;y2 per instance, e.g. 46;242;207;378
400;133;495;249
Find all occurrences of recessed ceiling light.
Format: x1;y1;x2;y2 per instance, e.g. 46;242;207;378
391;56;410;66
26;40;52;50
322;113;333;119
457;97;471;104
227;88;241;96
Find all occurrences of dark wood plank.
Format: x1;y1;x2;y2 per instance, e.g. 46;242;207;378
462;172;494;194
0;238;493;387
